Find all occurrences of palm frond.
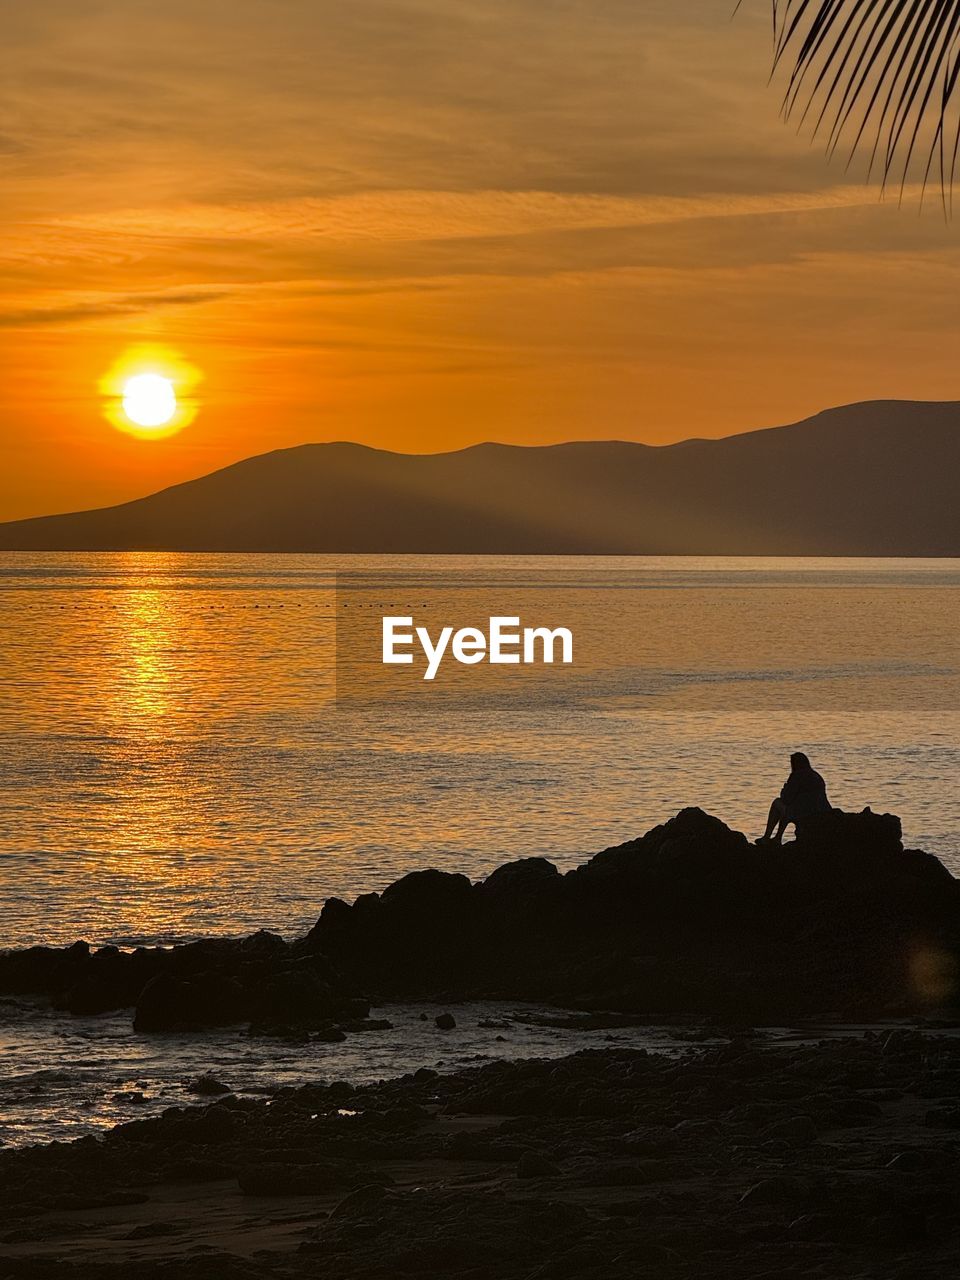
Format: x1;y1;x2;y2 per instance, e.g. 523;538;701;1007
770;0;960;198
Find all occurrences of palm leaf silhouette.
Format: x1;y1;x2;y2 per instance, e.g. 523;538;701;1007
769;0;960;197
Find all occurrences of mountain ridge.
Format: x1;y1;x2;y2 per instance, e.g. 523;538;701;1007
2;399;959;554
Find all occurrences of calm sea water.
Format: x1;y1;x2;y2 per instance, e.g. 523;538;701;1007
1;553;959;950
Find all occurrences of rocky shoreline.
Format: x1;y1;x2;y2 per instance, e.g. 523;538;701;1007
2;1030;960;1277
1;808;958;1033
2;809;960;1275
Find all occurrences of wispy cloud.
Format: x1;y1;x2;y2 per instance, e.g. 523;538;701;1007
44;185;909;245
0;288;232;329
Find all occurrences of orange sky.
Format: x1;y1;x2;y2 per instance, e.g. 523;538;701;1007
3;0;960;520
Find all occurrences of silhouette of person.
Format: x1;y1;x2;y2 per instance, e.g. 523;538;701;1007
759;752;831;845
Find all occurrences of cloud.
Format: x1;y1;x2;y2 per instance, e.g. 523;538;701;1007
46;185;905;245
0;288;231;329
0;0;831;210
11;183;928;306
3;1;932;316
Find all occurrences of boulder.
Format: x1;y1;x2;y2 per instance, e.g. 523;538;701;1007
134;973;246;1032
795;807;902;857
380;868;474;916
478;858;560;901
240;929;288;958
248;966;367;1029
187;1075;231;1096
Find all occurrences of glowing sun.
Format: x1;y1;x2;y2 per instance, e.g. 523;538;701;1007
122;373;177;428
101;346;200;439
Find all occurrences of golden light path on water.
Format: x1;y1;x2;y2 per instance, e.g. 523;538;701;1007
1;553;960;949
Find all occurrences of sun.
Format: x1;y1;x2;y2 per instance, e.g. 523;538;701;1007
122;373;177;428
101;346;201;439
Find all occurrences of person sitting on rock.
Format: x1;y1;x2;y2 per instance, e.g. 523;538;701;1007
759;752;832;845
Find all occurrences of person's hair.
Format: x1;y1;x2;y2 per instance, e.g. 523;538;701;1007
790;751;811;771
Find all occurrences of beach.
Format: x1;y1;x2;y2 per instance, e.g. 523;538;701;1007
2;1031;959;1278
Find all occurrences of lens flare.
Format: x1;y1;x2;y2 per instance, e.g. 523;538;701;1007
909;945;957;1005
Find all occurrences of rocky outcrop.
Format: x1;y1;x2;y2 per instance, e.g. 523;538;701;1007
301;807;960;1019
0;931;368;1034
2;808;957;1026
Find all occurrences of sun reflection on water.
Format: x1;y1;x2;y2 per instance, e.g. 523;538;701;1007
111;584;183;727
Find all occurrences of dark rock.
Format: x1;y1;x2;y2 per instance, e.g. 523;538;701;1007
796;806;902;856
247;966;365;1029
761;1115;817;1144
329;1182;392;1219
314;1025;347;1043
886;1149;940;1172
240;929;288;957
478;857;560;901
578;1161;652;1187
125;1221;178;1239
435;1012;457;1030
517;1151;560;1179
248;1022;312;1041
786;1212;840;1242
739;1176;804;1207
292;805;960;1022
874;1208;928;1247
828;1097;885;1126
134;972;246;1032
238;1162;390;1196
925;1106;960;1129
187;1075;231;1096
381;869;473;917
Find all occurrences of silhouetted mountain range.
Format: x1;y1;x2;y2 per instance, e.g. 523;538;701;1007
2;400;959;554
